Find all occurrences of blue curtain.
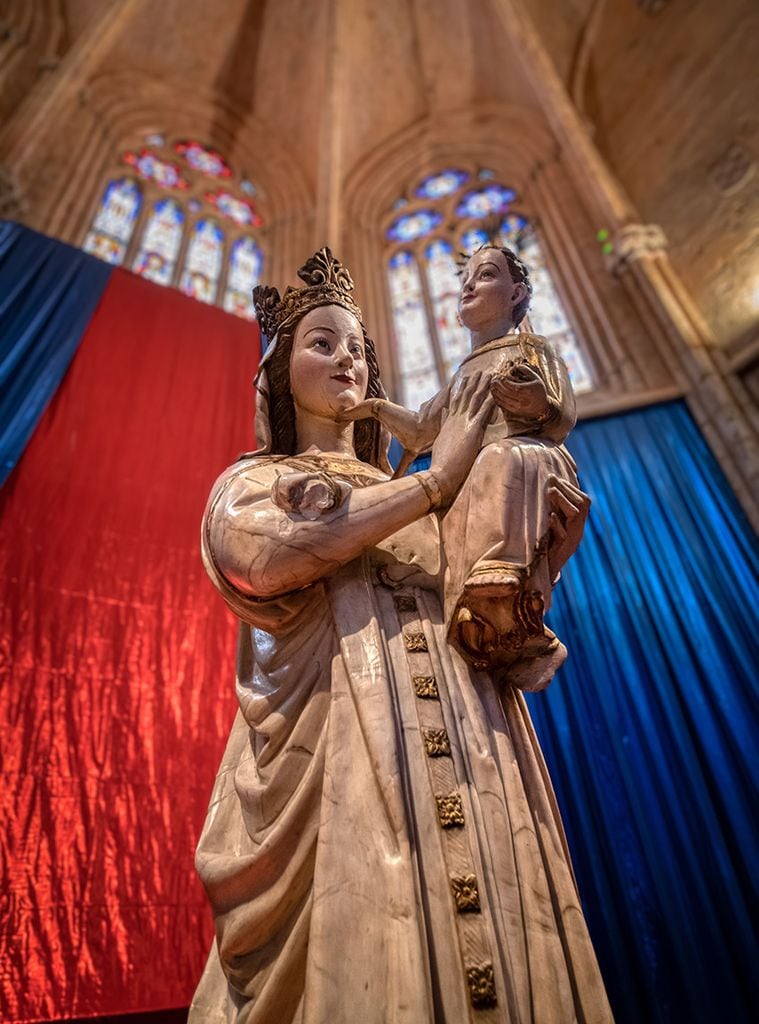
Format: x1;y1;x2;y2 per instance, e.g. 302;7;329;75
0;221;112;485
528;400;758;1023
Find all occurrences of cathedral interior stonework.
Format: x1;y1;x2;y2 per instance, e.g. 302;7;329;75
0;3;757;1023
2;0;757;521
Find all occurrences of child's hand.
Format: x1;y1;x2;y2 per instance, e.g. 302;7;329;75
490;364;551;421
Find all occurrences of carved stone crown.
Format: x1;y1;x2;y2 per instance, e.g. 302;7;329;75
253;247;363;345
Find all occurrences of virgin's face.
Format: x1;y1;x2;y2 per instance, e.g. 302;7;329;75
458;248;524;333
290;305;369;419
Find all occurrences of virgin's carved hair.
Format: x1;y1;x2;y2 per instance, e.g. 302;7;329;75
265;315;386;467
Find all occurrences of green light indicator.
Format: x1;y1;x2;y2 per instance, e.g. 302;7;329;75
597;228;609;242
602;241;614;255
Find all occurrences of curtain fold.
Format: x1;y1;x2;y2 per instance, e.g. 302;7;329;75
0;224;756;1023
1;256;260;1023
0;221;112;485
529;400;758;1023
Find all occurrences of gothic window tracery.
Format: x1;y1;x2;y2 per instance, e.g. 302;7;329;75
81;136;264;320
83;178;142;266
384;168;594;407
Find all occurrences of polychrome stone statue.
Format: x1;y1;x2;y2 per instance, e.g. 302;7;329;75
341;244;581;689
189;248;611;1023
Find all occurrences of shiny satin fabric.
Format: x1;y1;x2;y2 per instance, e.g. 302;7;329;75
0;268;260;1022
0;221;112;486
529;400;759;1023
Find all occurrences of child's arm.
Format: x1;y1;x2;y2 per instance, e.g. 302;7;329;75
338;387;448;453
490;346;576;443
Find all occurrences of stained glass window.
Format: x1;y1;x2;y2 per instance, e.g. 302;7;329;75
415;169;469;200
84;140;265;319
174;141;232;179
387;209;442;243
132;198;184;286
455;185;515;219
180;219;224;304
205;189;261;227
83;177;141;265
384;167;595;402
122;149;189;190
424;240;470;376
223;238;263;320
460;227;488;253
388;251;440;409
511;225;594;392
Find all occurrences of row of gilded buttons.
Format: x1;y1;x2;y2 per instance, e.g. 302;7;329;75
398;596;497;1012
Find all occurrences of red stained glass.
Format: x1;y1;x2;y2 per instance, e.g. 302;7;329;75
174;140;232;179
204;189;262;227
122;149;189;190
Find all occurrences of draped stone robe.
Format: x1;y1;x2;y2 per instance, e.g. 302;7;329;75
188;452;613;1024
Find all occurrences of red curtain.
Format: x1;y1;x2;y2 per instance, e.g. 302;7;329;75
0;269;261;1022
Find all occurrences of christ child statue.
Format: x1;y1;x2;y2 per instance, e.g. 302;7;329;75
342;245;586;689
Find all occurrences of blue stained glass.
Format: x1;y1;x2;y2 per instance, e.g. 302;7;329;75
133;198;184;286
387;209;442;243
415;169;470;200
224;237;263;320
455;185;515;219
424;239;470;374
387;251;440;408
460;228;488;253
499;213;528;241
478;168;496;179
90;178;141;243
83;177;142;267
180;218;224;304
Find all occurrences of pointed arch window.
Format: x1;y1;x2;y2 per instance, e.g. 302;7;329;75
387;251;440;410
81;136;266;320
384;168;594;407
132;198;184;285
180;219;224;304
223;238;263;320
83;177;142;265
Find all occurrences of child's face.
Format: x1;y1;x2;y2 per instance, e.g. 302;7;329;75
458;249;525;334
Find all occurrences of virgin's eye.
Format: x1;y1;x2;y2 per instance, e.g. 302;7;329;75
312;337;330;349
350;345;364;356
480;270;494;279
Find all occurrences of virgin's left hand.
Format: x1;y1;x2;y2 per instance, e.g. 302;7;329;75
490;365;550;421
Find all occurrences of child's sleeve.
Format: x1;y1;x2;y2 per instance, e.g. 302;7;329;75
539;343;577;444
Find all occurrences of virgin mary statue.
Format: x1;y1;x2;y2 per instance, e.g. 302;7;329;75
188;248;613;1023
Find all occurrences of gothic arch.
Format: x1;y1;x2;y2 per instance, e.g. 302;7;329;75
25;69;314;289
342;103;636;403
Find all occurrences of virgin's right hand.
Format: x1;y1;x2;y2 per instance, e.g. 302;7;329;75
430;372;494;504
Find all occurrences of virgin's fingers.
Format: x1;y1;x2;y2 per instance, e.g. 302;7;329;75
551;478;591;514
471;372;493;407
458;371;483;411
549;511;567;541
550;475;585;499
547;486;578;518
473;393;496;424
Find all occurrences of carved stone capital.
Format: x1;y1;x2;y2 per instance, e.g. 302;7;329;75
0;164;23;219
607;223;668;274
